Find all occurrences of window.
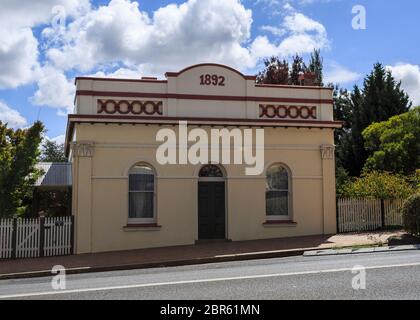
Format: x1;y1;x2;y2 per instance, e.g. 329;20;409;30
128;164;155;224
266;164;291;220
199;165;224;178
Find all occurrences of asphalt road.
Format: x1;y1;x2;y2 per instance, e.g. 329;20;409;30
1;250;420;300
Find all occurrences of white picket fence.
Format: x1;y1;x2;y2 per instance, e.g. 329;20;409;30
0;219;14;259
337;198;405;233
384;199;405;226
16;218;41;259
43;216;74;257
0;216;74;260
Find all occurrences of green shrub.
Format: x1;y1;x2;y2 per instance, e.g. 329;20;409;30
340;171;416;199
403;194;420;236
336;167;350;198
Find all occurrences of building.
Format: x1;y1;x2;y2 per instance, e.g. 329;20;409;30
33;162;72;217
66;63;342;254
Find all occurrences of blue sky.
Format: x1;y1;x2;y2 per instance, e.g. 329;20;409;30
0;0;419;142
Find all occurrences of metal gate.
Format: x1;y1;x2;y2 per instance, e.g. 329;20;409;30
0;216;74;259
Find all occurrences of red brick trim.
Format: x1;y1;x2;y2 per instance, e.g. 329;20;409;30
256;84;333;91
68;114;342;125
259;105;317;120
65;115;343;155
76;90;333;105
75;77;167;84
98;100;163;115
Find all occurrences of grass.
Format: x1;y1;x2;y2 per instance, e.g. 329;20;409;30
332;242;385;250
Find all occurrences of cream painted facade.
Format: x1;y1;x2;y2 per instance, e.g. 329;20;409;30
66;63;341;254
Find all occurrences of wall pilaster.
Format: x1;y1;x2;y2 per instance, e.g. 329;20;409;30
71;141;94;254
320;144;337;234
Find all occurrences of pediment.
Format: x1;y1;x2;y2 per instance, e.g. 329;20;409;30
166;63;255;96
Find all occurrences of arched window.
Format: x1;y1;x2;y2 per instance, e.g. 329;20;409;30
128;164;155;223
199;165;224;178
266;164;290;220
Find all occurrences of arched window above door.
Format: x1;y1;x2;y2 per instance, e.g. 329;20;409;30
199;165;224;178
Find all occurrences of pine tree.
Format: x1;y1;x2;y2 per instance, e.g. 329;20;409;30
307;49;324;86
344;63;411;176
289;54;305;85
331;84;353;171
349;85;367;176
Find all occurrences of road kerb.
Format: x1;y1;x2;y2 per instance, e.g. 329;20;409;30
0;247;310;281
303;244;420;257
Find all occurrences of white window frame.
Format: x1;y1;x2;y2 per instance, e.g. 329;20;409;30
128;164;156;225
265;164;292;221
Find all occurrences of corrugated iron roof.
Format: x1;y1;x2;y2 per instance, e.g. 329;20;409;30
35;162;72;187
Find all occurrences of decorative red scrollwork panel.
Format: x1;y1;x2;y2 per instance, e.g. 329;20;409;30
98;100;163;115
259;104;317;120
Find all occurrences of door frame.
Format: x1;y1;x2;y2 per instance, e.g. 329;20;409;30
197;171;228;240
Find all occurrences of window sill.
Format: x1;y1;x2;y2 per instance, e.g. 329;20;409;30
123;224;162;232
263;220;297;228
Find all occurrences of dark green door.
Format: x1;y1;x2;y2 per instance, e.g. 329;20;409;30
198;182;226;240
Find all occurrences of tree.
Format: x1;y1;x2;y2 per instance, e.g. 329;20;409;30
330;84;355;172
342;63;411;176
348;85;367;176
361;63;410;124
363;107;420;175
307;49;324;86
256;56;289;85
255;49;323;86
41;140;67;162
331;85;353;140
339;171;417;199
289;54;305;85
402;194;420;237
0;121;44;217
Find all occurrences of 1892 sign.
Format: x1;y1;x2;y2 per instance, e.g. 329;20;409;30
200;74;225;86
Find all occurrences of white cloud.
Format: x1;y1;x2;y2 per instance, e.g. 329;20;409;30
46;134;66;145
0;28;40;89
250;36;280;59
387;63;420;105
0;102;28;129
255;11;329;59
0;0;90;89
0;0;332;115
45;0;254;74
325;62;361;85
89;66;146;78
261;25;286;37
0;0;90;28
283;12;326;34
31;66;75;114
255;0;337;14
44;0;329;75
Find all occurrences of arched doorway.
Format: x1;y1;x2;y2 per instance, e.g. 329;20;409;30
198;165;226;240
